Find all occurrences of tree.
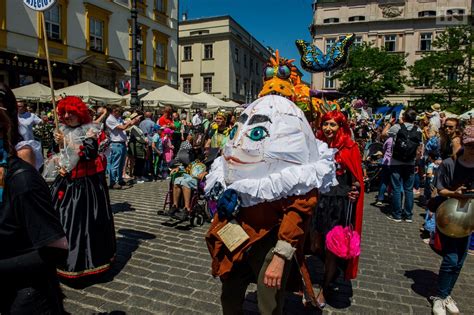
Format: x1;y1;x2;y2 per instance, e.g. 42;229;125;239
409;26;474;114
333;43;407;107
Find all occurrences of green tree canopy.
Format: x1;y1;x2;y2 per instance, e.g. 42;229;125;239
409;26;474;114
333;43;406;107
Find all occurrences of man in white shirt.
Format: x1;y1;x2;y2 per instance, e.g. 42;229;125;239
106;105;138;189
192;110;203;126
17;101;41;141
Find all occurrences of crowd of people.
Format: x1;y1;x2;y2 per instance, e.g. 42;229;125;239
0;78;473;315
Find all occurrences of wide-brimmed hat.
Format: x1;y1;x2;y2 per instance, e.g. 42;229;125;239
431;103;441;111
130;112;139;120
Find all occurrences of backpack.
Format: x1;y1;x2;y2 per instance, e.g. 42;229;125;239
392;124;422;162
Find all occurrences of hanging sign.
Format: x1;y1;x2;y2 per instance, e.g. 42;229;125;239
23;0;57;11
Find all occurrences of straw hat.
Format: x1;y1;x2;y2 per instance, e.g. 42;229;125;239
431;103;441;111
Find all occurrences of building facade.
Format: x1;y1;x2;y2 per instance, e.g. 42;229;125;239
179;16;270;104
311;0;473;105
0;0;178;91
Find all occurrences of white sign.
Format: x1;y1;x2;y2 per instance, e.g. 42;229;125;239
23;0;57;11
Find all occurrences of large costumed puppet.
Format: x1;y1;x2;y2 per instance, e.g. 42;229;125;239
205;95;337;313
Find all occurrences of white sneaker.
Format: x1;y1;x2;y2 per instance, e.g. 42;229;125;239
431;296;446;315
444;296;460;314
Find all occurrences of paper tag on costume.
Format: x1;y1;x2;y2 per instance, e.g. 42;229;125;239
217;220;249;252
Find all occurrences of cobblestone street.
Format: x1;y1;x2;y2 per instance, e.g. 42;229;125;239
62;181;474;315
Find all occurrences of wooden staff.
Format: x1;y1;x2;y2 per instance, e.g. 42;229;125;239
40;11;59;131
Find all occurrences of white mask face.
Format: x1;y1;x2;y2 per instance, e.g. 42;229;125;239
223;95;319;184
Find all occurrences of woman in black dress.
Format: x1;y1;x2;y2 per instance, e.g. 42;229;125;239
312;110;365;308
50;96;116;281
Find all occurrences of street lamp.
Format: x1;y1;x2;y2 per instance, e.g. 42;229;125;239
130;0;140;110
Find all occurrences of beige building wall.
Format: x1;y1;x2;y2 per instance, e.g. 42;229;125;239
311;0;473;106
179;16;270;103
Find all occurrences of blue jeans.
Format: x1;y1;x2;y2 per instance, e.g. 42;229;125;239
390;165;415;220
109;142;127;185
470;233;474;250
377;165;390;201
437;232;469;298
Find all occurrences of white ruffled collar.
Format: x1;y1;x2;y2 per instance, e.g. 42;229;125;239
205;143;338;207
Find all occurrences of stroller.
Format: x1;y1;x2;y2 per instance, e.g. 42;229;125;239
363;142;384;193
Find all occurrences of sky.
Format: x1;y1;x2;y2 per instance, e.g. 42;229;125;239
180;0;315;80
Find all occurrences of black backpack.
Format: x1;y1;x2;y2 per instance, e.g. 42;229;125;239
392;124;422;162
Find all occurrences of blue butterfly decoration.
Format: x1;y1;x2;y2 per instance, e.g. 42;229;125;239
295;34;355;73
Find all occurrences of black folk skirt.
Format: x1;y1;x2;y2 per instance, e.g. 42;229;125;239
51;172;116;279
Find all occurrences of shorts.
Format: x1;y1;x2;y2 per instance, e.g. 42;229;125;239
174;173;197;190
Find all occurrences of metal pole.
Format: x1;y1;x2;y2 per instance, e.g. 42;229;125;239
130;0;140;110
41;12;59;131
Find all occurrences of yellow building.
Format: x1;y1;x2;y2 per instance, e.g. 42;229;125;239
0;0;178;91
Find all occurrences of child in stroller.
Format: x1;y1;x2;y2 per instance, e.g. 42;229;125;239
363;142;384;193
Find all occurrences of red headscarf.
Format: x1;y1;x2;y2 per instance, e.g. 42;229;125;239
57;96;91;125
318;110;365;280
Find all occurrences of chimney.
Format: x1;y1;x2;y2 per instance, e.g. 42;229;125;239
182;13;187;21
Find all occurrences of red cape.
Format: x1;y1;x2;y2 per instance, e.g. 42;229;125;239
337;142;365;280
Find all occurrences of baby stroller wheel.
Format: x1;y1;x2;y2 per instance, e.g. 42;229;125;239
190;213;205;226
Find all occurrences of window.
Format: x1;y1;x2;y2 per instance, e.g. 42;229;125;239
85;3;111;55
203;77;212;93
183;46;192;60
384;35;397;52
152;30;169;78
354;36;363;47
45;5;61;40
255;62;259;74
250;57;254;73
324;71;335;89
420;33;432;51
447;9;465;16
183;78;191;94
204;44;213;59
447;70;458;82
235;77;240;93
325;38;336;53
155;0;165;13
155;42;165;67
418;10;436;17
244;54;247;68
234;47;239;63
90;18;104;52
349;16;365;22
323;17;339;24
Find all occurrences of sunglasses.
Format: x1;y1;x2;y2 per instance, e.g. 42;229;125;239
263;65;291;81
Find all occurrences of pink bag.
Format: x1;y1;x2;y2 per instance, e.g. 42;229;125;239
326;202;361;259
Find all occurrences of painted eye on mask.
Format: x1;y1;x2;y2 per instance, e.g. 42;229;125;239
246;126;269;141
229;125;238;140
277;65;291;80
264;66;276;81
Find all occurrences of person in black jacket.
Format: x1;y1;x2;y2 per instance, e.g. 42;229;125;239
0;84;68;314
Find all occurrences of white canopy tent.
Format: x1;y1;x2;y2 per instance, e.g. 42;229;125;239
225;100;241;108
12;82;52;102
192;92;229;112
459;108;474;120
442;111;458;118
123;88;149;106
54;81;125;105
141;85;205;109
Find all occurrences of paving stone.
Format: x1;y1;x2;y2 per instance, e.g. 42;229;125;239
59;183;473;314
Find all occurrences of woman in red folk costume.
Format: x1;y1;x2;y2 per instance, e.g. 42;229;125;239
312;110;364;307
50;96;116;281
